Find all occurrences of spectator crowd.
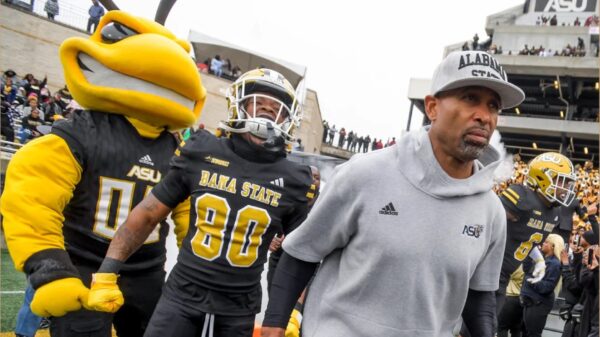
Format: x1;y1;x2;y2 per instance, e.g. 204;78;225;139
321;119;396;153
535;15;599;28
461;12;600;58
197;54;243;81
1;69;78;145
517;37;588;57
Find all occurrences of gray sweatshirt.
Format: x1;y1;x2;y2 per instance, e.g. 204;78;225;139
282;126;507;337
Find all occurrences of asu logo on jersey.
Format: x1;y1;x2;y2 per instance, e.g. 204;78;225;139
127;165;161;183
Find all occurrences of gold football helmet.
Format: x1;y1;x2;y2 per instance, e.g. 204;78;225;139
222;68;302;147
526;152;577;206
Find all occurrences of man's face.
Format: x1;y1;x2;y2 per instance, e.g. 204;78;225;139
243;92;288;125
241;92;290;147
308;166;321;206
311;166;321;191
425;86;501;162
31;108;39;117
29;99;38;108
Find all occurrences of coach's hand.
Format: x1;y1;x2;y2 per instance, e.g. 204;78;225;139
31;277;90;317
527;258;546;283
261;326;285;337
87;273;124;313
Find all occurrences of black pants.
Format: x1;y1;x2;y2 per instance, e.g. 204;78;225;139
588;325;599;337
496;271;511;315
561;320;579;337
87;18;100;33
1;125;14;142
266;249;282;293
145;292;255;337
498;296;523;337
50;261;165;337
521;296;553;337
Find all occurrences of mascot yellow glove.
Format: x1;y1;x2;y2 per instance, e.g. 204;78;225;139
86;273;124;313
31;277;90;317
285;308;302;337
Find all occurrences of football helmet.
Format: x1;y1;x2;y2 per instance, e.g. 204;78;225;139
222;68;302;150
526;152;577;206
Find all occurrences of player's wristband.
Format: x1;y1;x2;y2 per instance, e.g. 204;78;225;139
98;257;124;274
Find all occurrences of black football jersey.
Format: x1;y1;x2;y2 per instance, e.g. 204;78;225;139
499;184;560;281
52;110;178;272
152;130;313;295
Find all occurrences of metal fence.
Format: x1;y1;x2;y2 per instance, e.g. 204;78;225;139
3;0;91;33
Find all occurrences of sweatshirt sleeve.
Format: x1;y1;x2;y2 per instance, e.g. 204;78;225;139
468;202;507;291
282;162;360;263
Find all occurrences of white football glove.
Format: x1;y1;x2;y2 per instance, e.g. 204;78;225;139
527;246;546;284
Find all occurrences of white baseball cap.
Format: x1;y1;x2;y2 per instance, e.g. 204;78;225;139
430;51;525;109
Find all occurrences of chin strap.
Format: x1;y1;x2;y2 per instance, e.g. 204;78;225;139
262;122;285;153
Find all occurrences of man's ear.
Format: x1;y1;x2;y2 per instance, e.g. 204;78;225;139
424;95;438;122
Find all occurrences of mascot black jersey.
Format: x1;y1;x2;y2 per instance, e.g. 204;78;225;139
152;130;313;297
53;110;179;272
499;184;560;280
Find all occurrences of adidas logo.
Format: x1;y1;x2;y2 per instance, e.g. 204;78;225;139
270;178;285;187
379;202;398;216
139;155;154;166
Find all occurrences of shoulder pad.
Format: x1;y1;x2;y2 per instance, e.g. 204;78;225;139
500;184;531;212
280;161;314;203
50;110;99;167
171;129;218;169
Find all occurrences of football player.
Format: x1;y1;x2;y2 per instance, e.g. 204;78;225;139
0;11;206;337
497;152;577;311
86;68;315;337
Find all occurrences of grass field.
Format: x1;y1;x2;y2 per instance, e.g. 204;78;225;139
0;249;52;337
1;248;27;333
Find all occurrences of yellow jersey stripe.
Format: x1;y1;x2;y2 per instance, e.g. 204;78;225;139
502;191;518;205
505;188;520;200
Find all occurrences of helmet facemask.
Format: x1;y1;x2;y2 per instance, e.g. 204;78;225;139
222;69;302;152
542;169;577;207
236;93;296;141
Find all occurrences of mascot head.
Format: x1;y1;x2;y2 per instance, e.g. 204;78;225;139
59;10;206;130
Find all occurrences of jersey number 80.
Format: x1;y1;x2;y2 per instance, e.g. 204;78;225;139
191;193;271;267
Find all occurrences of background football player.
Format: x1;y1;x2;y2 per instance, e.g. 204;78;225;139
497;152;577;312
0;11;206;337
85;68;315;337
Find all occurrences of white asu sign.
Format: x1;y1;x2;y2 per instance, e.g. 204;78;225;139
535;0;596;12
